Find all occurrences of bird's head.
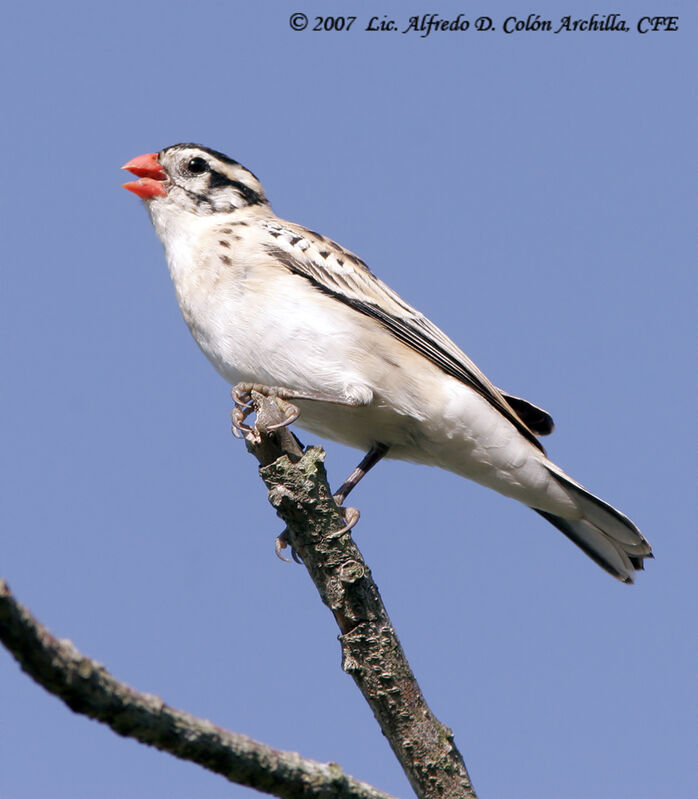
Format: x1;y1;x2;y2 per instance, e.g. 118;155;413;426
121;143;268;215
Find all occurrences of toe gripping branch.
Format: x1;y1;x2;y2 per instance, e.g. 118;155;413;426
230;384;362;561
231;384;301;439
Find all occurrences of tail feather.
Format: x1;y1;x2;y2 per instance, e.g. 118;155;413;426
534;466;653;584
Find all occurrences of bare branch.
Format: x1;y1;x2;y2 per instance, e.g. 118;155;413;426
0;392;478;798
0;579;398;799
243;395;478;799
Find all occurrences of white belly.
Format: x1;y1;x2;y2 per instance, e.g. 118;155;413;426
165;241;575;518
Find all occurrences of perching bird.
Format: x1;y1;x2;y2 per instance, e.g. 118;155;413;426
122;143;652;583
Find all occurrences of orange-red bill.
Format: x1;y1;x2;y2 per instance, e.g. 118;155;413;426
121;152;166;180
122;178;168;198
121;152;167;199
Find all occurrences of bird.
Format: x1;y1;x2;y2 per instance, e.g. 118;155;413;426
122;143;652;583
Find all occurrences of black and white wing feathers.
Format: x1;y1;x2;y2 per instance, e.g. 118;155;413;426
262;220;551;452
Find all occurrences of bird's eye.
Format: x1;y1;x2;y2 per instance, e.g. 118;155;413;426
187;157;209;174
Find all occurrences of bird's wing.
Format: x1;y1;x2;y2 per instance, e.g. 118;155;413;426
262;219;546;452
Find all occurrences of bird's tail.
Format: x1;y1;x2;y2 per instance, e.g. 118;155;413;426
534;465;653;583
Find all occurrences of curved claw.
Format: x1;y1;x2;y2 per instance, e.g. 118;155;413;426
231;406;254;437
275;529;303;563
266;397;301;431
327;506;360;539
274;534;291;563
232;387;253;409
231;383;256;438
232;383;301;435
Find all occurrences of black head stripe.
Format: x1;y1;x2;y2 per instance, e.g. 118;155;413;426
208;170;236;190
197;146;240;167
165;142;240;168
207;169;265;205
163;143;263;183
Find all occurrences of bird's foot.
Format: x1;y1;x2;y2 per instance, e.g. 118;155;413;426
275;528;303;563
327;504;361;538
231;383;301;438
231;383;374;555
273;503;360;564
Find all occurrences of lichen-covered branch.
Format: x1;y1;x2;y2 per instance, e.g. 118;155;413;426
0;579;397;799
244;395;478;799
0;391;478;799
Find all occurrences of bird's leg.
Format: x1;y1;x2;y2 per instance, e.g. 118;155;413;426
276;470;370;558
275;441;386;556
319;444;388;538
231;382;380;551
231;382;362;436
333;443;389;506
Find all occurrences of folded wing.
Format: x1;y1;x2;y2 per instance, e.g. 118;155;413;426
263;220;549;451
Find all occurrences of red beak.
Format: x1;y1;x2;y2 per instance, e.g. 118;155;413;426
121;152;168;199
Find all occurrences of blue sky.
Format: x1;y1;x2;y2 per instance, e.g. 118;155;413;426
1;2;693;798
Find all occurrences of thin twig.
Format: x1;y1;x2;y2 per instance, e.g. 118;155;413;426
243;395;478;799
0;579;398;799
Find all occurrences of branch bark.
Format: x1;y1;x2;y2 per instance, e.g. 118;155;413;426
0;579;397;799
243;395;477;799
0;394;478;798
